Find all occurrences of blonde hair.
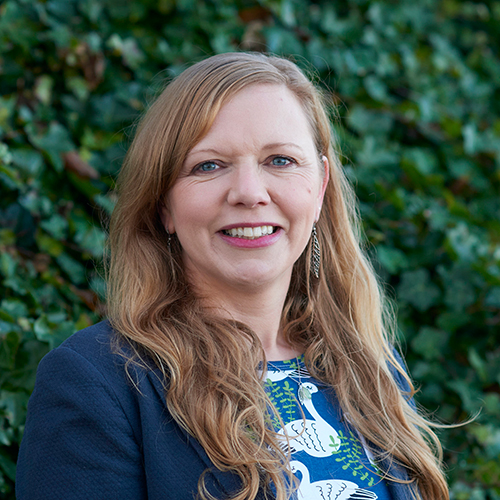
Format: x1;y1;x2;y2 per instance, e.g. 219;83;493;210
108;52;448;500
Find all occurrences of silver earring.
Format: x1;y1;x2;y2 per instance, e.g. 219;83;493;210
166;228;172;252
311;223;320;279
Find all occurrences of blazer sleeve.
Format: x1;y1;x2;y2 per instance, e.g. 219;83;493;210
16;346;147;500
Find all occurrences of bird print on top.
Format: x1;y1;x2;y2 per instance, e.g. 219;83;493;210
277;382;341;457
290;461;378;500
264;357;392;500
265;364;311;383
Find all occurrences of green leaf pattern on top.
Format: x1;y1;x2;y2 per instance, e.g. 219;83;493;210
330;429;380;486
265;378;298;430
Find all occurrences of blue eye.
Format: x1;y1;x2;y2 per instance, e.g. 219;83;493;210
271;156;293;167
197;162;219;172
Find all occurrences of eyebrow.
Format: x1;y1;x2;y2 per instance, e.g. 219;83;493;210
188;142;306;157
264;142;306;153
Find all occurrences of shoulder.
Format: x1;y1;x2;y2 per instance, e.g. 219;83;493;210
29;319;148;419
39;320;147;388
53;319;120;365
29;319;163;431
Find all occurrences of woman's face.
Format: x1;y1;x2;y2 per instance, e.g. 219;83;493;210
161;84;328;298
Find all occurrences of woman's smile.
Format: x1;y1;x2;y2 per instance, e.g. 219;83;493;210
221;225;276;239
219;224;284;248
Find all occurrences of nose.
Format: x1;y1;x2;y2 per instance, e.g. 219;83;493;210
226;164;271;207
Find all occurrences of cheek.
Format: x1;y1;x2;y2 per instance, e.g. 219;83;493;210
168;186;201;224
169;193;217;242
171;204;200;229
285;177;320;207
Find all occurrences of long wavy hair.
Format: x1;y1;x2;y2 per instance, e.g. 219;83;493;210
107;52;448;500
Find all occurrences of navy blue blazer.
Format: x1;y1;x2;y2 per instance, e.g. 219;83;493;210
16;321;415;499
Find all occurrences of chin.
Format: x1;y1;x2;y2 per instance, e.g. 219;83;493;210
227;264;290;290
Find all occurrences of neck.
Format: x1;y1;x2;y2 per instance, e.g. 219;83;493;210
194;278;302;361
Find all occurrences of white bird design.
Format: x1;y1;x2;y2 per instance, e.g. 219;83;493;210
290;460;378;500
265;365;311;383
278;382;341;457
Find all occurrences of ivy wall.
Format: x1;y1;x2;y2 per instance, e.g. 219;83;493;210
0;0;499;498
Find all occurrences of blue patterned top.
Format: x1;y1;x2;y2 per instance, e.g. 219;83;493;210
264;356;393;500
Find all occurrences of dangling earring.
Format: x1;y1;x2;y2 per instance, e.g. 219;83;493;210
311;223;321;279
166;227;172;253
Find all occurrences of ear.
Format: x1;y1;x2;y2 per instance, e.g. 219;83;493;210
315;156;329;221
159;200;176;234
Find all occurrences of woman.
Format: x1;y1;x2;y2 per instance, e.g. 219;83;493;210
17;53;448;500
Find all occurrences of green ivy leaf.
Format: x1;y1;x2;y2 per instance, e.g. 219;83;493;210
411;327;449;361
376;245;409;274
398;269;441;311
26;122;74;172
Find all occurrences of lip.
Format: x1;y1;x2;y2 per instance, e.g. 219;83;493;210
218;227;284;248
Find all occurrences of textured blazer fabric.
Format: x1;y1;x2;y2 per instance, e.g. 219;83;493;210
16;321;415;500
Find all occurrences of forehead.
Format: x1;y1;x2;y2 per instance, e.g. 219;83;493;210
188;84;316;156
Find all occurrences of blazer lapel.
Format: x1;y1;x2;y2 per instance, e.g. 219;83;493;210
146;370;268;499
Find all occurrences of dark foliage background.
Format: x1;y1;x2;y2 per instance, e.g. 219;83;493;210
0;0;499;497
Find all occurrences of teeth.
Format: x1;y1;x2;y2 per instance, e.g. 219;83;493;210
223;226;276;239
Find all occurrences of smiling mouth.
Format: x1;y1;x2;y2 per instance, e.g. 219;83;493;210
221;225;277;239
